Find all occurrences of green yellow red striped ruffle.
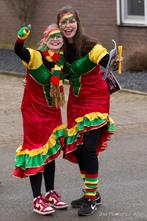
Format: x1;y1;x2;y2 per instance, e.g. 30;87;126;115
13;124;67;178
63;112;115;163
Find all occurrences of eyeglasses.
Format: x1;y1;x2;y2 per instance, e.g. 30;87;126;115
59;18;77;29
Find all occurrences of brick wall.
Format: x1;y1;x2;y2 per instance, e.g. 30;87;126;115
0;0;18;48
0;0;147;54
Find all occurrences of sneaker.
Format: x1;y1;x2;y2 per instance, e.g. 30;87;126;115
45;190;68;209
78;197;97;216
33;195;55;215
71;192;101;208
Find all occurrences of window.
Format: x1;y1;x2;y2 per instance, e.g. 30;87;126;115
117;0;147;26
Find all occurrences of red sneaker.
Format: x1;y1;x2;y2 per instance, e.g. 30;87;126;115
33;195;55;215
45;190;68;209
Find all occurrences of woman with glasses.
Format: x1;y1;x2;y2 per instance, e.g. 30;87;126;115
57;5;115;216
13;24;68;215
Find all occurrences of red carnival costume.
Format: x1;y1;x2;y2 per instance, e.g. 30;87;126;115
64;45;115;163
13;48;66;178
13;24;69;214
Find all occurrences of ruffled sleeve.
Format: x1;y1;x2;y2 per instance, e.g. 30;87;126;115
88;44;108;64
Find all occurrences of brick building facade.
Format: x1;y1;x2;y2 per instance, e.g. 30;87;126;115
0;0;147;54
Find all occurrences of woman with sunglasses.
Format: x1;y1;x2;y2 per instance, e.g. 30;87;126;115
57;6;115;216
13;24;68;215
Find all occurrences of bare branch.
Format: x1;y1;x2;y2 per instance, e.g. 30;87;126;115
6;0;36;26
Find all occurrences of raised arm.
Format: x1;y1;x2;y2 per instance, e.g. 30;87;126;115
14;25;31;63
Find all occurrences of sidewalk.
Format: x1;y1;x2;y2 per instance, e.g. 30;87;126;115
0;74;147;221
0;48;147;93
0;73;147;143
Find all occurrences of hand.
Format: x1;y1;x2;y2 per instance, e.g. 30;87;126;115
111;58;119;71
17;24;31;42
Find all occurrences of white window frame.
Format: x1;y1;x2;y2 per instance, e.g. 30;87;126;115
117;0;147;26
